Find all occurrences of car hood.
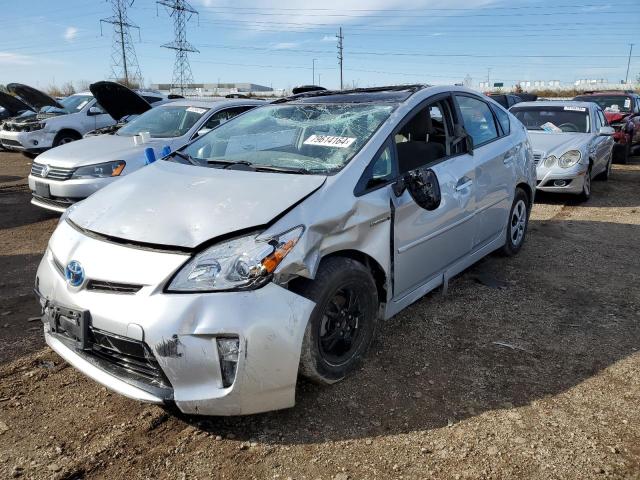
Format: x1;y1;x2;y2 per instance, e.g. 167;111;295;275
36;134;176;168
6;83;64;110
68;160;327;248
89;81;152;121
528;131;588;155
0;91;33;116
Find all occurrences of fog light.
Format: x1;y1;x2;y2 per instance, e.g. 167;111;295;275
553;180;567;187
33;140;39;146
217;337;240;388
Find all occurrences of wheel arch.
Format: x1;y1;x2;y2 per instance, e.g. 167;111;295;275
516;182;533;208
54;128;82;143
290;249;388;306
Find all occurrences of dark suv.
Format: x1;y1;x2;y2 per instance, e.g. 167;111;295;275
573;91;640;163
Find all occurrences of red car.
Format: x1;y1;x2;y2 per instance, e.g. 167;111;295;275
573;91;640;164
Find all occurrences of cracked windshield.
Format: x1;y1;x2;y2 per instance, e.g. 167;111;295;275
181;103;394;174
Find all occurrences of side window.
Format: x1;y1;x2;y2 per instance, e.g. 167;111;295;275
394;98;453;174
455;95;499;147
92;103;106;114
203;106;253;130
357;144;395;193
493;106;510;136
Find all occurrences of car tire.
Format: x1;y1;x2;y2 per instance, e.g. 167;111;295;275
597;155;613;181
614;142;630;164
295;257;379;384
577;167;592;203
500;188;530;257
53;131;81;148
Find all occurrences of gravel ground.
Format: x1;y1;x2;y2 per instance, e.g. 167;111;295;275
0;150;639;480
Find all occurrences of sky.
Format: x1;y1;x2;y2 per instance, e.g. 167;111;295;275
0;0;638;91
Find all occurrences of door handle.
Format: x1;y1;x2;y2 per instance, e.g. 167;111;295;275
455;178;473;192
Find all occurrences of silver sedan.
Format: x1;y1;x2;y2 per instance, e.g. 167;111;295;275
35;85;535;415
510;101;615;201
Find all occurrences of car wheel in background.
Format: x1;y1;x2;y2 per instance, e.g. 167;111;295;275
577;168;592;203
500;188;530;257
597;155;613;181
53;131;81;148
295;257;379;384
613;142;630;164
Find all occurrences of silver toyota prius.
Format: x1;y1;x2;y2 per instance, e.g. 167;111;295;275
35;85;536;415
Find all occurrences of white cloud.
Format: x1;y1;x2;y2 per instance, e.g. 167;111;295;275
321;35;335;42
64;26;78;42
0;52;35;66
272;42;299;50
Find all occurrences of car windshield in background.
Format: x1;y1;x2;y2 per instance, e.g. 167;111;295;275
179;103;394;174
511;106;590;133
117;105;209;138
42;95;93;114
574;95;632;114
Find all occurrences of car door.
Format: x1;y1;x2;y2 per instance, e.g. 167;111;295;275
455;94;514;249
391;95;476;298
596;108;613;167
590;108;609;174
84;100;113;131
193;105;257;139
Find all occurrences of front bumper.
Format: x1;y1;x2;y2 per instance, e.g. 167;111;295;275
36;220;316;415
28;174;115;212
535;163;587;195
0;129;55;152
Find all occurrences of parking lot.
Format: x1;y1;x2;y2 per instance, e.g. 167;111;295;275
0;149;639;479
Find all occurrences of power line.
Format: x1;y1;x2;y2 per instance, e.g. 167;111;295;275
100;0;143;87
157;0;199;95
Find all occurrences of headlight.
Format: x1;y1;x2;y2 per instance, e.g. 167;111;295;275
167;226;304;292
22;122;45;132
544;155;557;168
558;150;581;168
71;161;126;179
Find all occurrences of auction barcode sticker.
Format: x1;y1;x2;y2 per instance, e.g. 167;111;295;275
564;106;586;112
304;135;356;148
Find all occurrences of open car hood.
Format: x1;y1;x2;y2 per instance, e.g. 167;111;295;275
68;160;326;249
89;81;152;121
6;83;64;111
0;91;33;116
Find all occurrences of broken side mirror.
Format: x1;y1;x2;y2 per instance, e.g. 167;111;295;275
403;167;441;211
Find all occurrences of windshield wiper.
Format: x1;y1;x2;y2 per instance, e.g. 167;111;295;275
207;159;309;174
171;150;200;165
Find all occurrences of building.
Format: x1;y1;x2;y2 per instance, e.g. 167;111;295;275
149;82;276;96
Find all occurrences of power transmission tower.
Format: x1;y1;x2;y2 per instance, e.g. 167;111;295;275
336;27;344;90
100;0;143;88
157;0;199;95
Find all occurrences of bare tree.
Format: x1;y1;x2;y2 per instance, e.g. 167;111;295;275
75;80;92;92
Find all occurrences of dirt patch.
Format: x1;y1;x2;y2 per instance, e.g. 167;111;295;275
0;151;639;479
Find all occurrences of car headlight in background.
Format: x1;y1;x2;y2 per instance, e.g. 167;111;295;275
558;150;581;168
20;122;45;132
544;155;557;168
167;226;304;292
71;161;126;179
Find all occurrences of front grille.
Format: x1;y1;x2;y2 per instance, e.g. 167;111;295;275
86;280;143;294
88;328;171;388
31;162;75;180
1;139;22;147
32;194;75;209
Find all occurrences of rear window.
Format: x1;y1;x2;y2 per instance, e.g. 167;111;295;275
574;95;632;114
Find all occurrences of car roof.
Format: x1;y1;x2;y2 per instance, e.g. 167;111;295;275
512;100;595;109
160;98;265;109
574;91;637;97
275;84;429;104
